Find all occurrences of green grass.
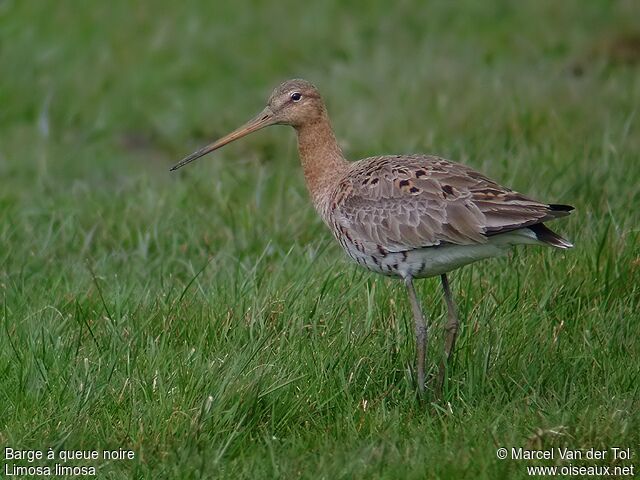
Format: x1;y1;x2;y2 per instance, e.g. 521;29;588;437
1;1;639;478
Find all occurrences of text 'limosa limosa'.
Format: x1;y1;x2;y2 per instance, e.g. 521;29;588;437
171;79;574;396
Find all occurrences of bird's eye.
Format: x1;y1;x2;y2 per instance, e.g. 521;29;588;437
290;92;302;102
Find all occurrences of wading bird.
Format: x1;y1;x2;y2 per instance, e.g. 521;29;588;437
171;79;573;395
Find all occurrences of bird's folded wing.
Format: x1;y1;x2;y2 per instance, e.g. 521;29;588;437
332;155;568;253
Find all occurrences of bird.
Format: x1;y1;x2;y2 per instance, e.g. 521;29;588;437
171;79;574;395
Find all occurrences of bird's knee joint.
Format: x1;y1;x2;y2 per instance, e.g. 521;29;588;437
445;317;459;331
445;323;458;333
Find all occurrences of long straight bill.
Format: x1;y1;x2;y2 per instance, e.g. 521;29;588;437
170;107;274;171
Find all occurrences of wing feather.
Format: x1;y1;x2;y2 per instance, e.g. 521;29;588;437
330;155;571;253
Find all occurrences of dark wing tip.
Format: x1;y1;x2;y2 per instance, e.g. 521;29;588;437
549;203;575;212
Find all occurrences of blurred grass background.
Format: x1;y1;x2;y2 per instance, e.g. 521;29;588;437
1;0;639;478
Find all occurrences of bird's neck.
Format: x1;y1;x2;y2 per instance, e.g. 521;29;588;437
295;115;348;206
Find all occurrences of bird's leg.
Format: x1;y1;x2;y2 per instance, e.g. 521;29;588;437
437;273;460;394
404;276;428;394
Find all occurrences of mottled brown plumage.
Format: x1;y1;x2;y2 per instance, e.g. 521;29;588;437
329;154;572;254
171;79;574;396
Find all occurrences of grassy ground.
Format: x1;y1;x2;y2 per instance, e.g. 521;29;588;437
1;1;639;478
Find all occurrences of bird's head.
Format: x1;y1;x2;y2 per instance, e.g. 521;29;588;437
170;79;324;171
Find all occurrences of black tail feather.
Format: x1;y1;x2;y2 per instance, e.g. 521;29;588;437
529;223;574;249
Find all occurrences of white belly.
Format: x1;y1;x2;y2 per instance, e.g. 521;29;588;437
343;229;542;279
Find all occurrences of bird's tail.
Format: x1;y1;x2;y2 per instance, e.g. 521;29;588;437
528;223;574;249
